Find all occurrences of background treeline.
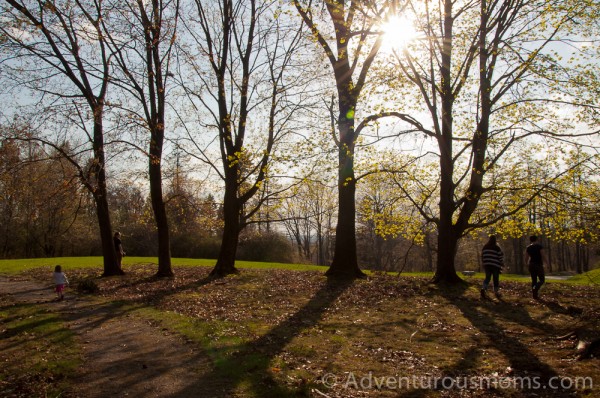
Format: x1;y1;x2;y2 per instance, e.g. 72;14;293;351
1;0;599;280
2;138;598;274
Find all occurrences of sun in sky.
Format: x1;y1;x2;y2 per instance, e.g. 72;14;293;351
379;15;420;52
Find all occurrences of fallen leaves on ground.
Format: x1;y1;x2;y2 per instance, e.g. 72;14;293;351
18;265;600;397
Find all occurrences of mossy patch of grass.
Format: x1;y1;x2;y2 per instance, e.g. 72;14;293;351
567;268;600;285
129;305;305;397
0;301;80;397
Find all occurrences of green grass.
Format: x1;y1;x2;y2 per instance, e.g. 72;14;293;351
568;267;600;284
0;257;101;274
458;270;600;285
2;256;598;286
0;302;80;397
130;305;287;397
0;256;328;275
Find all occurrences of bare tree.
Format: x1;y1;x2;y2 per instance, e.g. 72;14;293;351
102;0;181;277
280;179;337;265
180;0;313;276
0;0;122;275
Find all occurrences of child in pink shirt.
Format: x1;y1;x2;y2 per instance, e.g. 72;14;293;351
53;265;69;301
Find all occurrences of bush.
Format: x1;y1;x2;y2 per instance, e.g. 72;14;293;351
171;234;221;259
77;278;99;294
237;231;295;263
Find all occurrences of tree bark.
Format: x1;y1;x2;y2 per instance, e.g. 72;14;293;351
136;0;175;278
149;132;173;277
430;0;462;284
97;195;121;276
575;242;582;274
292;0;380;280
92;116;122;276
545;236;553;273
211;178;240;277
424;232;435;272
433;221;463;284
326;114;365;279
512;238;524;274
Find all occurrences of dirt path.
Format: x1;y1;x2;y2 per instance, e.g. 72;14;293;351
0;276;226;398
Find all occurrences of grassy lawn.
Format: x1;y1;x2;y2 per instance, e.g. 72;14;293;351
567;268;600;285
0;295;80;397
0;256;328;275
1;258;599;397
3;256;598;285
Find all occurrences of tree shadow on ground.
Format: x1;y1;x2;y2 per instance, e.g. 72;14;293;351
174;276;354;398
537;298;584;317
1;269;228;357
0;301;69;351
56;273;221;344
88;267;219;304
427;283;574;398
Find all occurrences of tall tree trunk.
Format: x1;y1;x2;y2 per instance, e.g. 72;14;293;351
317;225;325;266
135;0;175;278
293;223;303;260
545;237;553;273
293;0;381;279
576;242;582;274
96;195;121;276
512;237;524;274
92;115;121;276
375;233;384;270
433;222;462;283
433;108;462;283
211;179;240;277
424;232;435;272
149;135;173;277
326;115;365;279
303;220;311;260
2;0;121;270
432;0;461;284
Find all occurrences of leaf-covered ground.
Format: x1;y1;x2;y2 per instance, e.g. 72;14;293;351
6;265;600;397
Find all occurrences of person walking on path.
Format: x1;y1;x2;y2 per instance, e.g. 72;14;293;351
53;265;69;301
480;235;504;299
525;235;548;299
114;231;126;272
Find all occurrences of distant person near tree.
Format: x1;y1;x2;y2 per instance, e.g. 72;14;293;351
525;235;548;299
480;235;504;299
114;231;126;271
53;265;69;301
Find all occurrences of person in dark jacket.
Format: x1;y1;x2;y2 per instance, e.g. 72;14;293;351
114;231;125;271
525;235;548;299
480;235;504;299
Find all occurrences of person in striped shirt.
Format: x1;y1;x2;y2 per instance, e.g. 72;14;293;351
480;235;504;299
